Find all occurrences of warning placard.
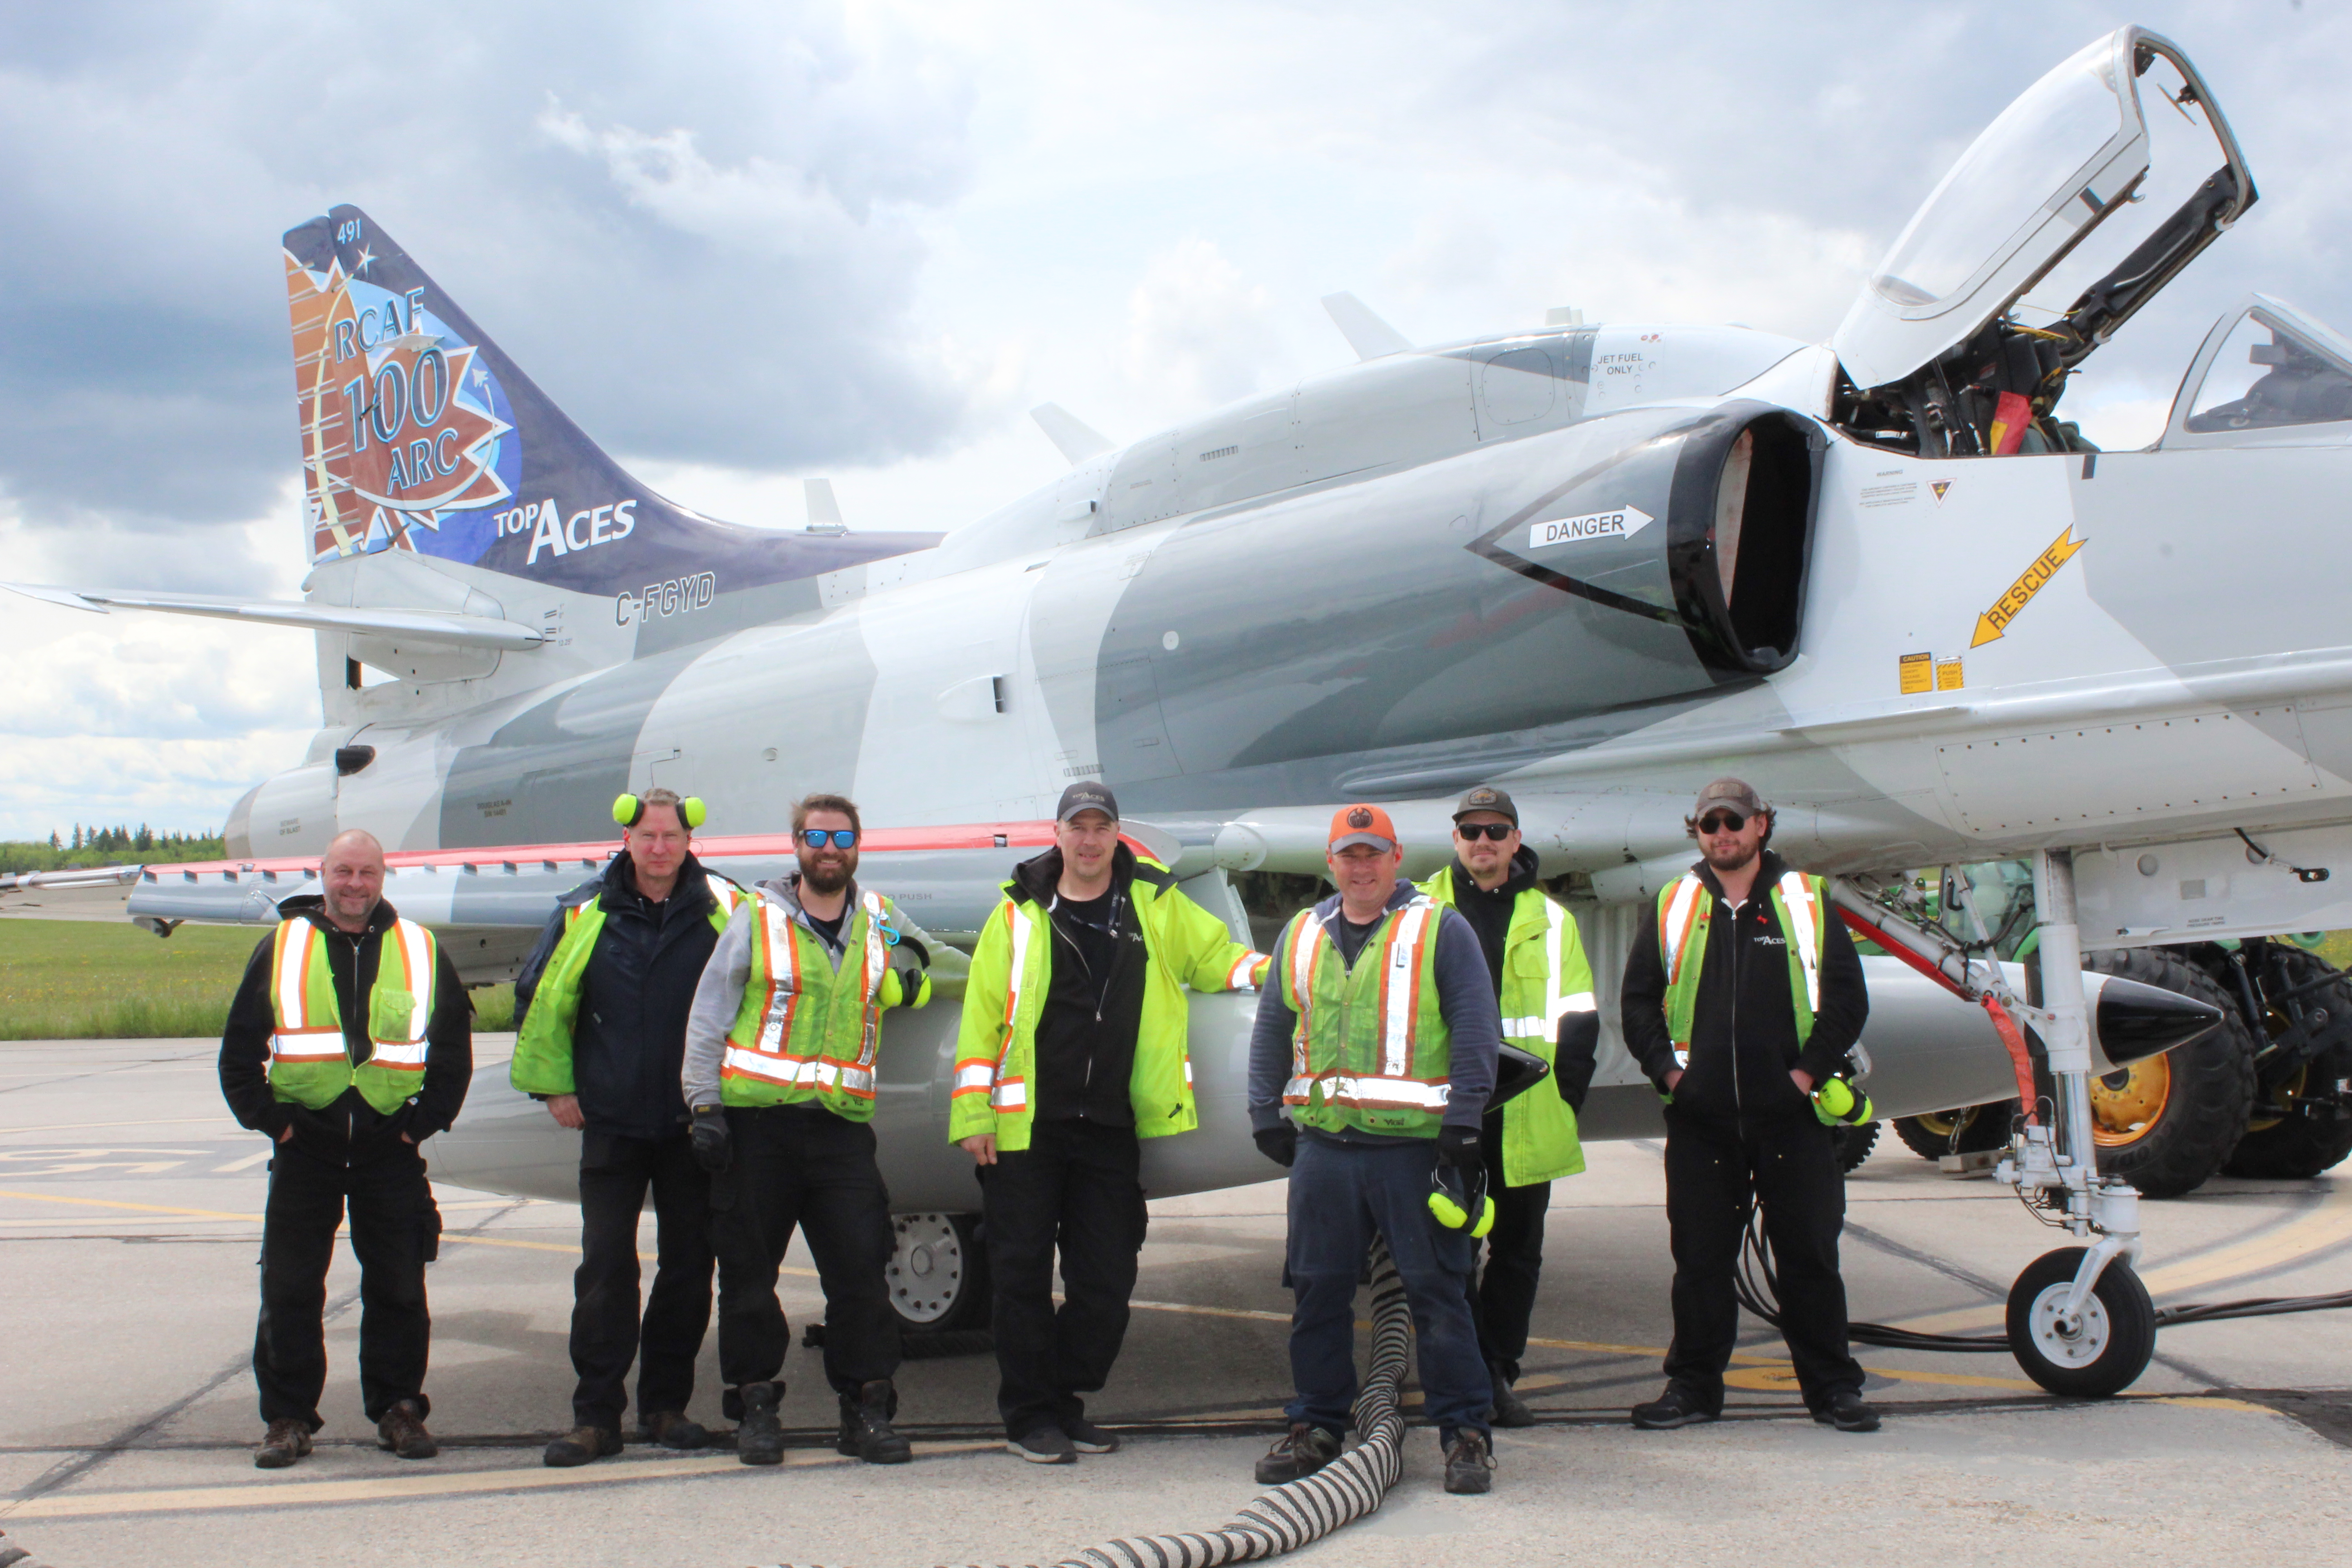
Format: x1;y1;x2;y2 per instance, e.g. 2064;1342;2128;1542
1971;525;2087;647
1899;651;1933;695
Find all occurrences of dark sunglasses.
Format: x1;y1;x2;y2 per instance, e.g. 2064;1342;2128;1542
1455;822;1515;842
1695;811;1749;835
799;828;860;849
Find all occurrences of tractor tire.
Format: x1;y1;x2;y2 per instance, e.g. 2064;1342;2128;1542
2081;948;2256;1199
1829;1119;1880;1174
1893;1103;2016;1160
2223;950;2352;1179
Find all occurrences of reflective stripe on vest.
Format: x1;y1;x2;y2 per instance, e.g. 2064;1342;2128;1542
953;896;1035;1113
720;891;888;1100
1500;897;1597;1037
269;921;344;1063
270;917;434;1069
1657;870;1823;1062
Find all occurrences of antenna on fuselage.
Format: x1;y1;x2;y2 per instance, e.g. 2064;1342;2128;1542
1030;403;1115;465
803;478;847;535
1321;293;1412;360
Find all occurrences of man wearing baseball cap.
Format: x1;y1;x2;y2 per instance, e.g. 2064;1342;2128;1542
953;781;1270;1464
1619;778;1876;1433
1417;785;1599;1428
1247;804;1506;1495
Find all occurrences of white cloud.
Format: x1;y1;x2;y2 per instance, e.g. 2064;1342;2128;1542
1118;239;1280;418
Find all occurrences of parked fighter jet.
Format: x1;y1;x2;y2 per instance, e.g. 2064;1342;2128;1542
11;25;2349;1392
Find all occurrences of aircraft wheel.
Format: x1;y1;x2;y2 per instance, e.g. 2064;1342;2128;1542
2081;949;2254;1198
1892;1103;2014;1161
2005;1246;2155;1397
1828;1119;1880;1174
887;1212;990;1333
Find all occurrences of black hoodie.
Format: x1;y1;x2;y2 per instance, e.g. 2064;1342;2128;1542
219;895;473;1165
1009;843;1155;1127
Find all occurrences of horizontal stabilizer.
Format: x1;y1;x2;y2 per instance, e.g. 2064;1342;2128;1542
1321;293;1412;360
1030;403;1115;464
3;583;544;650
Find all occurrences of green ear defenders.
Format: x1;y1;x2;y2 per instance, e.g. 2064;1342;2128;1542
1428;1163;1496;1239
613;793;707;830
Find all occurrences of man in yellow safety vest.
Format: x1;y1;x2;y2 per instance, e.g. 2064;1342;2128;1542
1248;804;1506;1495
681;792;933;1467
1619;779;1878;1433
1417;784;1599;1428
219;828;473;1470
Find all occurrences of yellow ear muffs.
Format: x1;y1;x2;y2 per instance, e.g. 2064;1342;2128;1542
613;793;707;830
681;796;707;830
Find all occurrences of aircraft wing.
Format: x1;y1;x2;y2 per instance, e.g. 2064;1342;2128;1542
2;583;545;650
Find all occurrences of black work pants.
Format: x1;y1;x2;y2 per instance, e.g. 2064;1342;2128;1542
1661;1109;1864;1412
253;1141;439;1429
571;1129;714;1431
980;1117;1147;1439
710;1104;898;1411
1469;1134;1551;1383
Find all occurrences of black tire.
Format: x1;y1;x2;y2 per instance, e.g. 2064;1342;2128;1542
2224;949;2352;1179
1828;1119;1880;1174
1892;1103;2015;1160
2081;948;2256;1199
2004;1246;2156;1397
885;1212;990;1333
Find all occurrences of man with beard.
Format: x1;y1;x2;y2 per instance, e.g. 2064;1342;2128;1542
1416;785;1598;1428
510;788;747;1466
1619;779;1877;1433
681;793;934;1466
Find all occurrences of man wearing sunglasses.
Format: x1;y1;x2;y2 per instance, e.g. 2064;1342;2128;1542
682;793;935;1467
1416;785;1598;1429
1619;778;1876;1434
953;781;1270;1465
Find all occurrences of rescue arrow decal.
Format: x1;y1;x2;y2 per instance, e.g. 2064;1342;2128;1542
1970;524;2087;647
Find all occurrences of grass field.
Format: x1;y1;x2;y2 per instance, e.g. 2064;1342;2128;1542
0;920;514;1040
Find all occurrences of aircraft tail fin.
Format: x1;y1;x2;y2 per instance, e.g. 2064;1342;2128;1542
280;205;938;597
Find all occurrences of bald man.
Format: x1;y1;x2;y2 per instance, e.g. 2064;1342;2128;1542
220;830;473;1469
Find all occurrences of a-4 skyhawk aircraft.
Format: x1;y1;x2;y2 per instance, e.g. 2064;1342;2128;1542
11;24;2351;1394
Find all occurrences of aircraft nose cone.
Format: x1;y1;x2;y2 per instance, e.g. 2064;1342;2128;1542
2094;975;2224;1066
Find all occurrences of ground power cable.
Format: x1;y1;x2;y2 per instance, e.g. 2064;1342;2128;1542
1735;1210;2352;1352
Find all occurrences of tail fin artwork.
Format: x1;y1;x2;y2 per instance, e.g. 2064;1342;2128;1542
282;204;939;596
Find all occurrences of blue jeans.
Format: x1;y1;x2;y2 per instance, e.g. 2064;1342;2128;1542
1284;1133;1490;1441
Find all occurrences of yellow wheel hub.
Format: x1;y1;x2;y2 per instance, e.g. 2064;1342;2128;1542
2089;1054;2172;1146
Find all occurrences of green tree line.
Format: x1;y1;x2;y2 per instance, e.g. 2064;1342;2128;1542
0;827;227;876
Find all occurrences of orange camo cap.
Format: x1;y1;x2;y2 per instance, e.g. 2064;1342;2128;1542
1328;803;1399;853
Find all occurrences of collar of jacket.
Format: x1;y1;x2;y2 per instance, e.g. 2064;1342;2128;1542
1449;844;1541;899
277;892;402;938
599;849;714;915
1689;847;1790;905
755;871;861;925
1006;841;1140;910
1311;878;1421;925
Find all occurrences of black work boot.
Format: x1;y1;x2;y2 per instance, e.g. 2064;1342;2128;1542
836;1380;912;1465
1488;1363;1535;1428
737;1381;785;1466
1443;1428;1496;1494
1814;1389;1882;1433
1630;1385;1719;1430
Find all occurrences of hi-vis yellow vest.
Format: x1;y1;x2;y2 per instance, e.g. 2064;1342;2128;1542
1656;869;1825;1066
718;889;922;1121
1419;867;1594;1185
1277;896;1453;1138
267;916;439;1115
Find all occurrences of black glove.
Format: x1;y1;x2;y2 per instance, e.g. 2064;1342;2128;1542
1436;1122;1482;1170
1253;1124;1297;1168
689;1105;731;1172
1555;1014;1600;1114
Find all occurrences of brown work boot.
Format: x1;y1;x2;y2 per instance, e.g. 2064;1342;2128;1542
543;1425;622;1467
376;1399;439;1460
639;1410;710;1450
254;1418;313;1470
1254;1422;1341;1484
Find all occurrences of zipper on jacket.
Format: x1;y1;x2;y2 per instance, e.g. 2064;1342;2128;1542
1727;891;1744;1141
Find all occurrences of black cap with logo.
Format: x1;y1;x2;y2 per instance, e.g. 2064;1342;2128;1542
1056;781;1120;823
1452;784;1519;826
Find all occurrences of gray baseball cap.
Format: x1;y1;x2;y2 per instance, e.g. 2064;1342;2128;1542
1691;777;1769;819
1452;784;1518;825
1056;780;1120;822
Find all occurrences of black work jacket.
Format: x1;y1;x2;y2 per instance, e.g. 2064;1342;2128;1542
1620;850;1867;1128
219;895;474;1165
514;852;727;1140
1011;844;1152;1127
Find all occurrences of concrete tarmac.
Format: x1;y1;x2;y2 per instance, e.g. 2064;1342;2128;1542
5;1036;2352;1567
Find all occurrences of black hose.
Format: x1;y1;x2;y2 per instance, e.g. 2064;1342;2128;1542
1735;1210;2352;1352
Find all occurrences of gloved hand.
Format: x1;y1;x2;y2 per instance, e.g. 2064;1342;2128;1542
1811;1076;1875;1127
690;1105;731;1172
1253;1124;1297;1168
1436;1122;1483;1170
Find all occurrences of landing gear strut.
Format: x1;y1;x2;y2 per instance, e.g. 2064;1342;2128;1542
1993;849;2155;1396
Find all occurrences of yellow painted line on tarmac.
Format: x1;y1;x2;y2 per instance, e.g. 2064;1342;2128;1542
1894;1180;2352;1334
1519;1331;2042;1392
2153;1396;2278;1415
0;1189;257;1223
3;1441;1000;1522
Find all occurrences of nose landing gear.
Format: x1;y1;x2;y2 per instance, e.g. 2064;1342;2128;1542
2006;1243;2159;1397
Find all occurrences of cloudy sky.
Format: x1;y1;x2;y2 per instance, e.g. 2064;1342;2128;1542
0;0;2342;843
